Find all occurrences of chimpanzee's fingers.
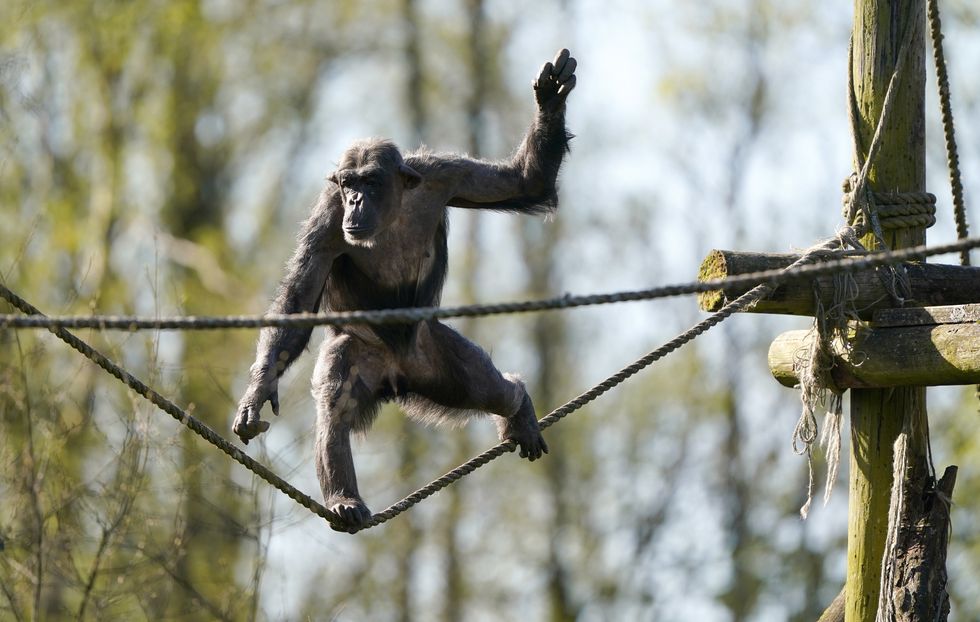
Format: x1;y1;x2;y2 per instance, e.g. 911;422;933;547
534;61;553;89
557;75;576;99
270;390;280;417
551;48;570;75
233;406;248;435
556;56;576;83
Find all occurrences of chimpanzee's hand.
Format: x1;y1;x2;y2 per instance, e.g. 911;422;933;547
233;375;279;444
533;48;577;114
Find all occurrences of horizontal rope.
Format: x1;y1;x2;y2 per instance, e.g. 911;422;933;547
2;236;979;332
3;235;979;533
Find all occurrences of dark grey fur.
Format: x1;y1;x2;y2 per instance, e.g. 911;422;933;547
234;49;577;530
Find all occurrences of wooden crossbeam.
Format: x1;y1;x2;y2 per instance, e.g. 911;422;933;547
697;250;980;318
768;304;980;389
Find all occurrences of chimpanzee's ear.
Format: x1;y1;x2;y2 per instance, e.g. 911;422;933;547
399;163;423;190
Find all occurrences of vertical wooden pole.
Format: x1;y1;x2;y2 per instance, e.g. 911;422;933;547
846;1;926;621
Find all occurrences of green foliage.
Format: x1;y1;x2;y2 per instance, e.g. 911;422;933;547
2;1;979;620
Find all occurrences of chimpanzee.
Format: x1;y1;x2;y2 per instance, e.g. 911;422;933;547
234;49;576;530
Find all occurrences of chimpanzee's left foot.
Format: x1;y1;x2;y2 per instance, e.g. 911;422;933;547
496;392;548;461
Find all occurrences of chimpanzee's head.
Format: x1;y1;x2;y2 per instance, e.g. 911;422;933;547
328;139;422;246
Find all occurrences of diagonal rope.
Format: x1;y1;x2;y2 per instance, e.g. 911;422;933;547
358;227;916;530
356;282;774;531
0;284;345;531
2;237;979;332
927;0;970;266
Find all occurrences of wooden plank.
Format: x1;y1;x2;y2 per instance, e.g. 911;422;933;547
697;250;980;318
873;303;980;327
769;323;980;389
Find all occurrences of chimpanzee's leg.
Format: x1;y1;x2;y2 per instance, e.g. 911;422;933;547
311;331;391;530
402;321;548;460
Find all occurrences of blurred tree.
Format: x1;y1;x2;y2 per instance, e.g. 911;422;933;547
2;1;979;620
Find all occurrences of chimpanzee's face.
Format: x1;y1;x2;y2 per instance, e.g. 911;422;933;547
334;166;393;245
329;142;421;247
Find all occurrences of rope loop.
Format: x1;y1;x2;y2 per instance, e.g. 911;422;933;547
841;185;937;232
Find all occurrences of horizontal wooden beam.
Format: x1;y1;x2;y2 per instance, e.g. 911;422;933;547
698;250;980;319
769;323;980;389
873;303;980;327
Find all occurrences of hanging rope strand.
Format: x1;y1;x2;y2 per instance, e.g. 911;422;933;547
927;0;969;266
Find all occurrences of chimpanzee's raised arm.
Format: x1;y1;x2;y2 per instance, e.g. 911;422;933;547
234;193;340;444
420;49;576;214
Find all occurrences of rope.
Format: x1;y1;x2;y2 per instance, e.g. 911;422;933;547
2;236;979;332
0;285;346;531
872;192;937;231
927;0;970;266
840;188;937;231
3;240;980;532
927;0;980;412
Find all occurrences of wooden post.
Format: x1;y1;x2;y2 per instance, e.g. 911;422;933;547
847;1;927;620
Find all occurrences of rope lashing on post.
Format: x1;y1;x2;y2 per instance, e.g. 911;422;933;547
868;192;936;231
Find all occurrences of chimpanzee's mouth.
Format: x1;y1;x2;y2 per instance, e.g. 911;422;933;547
343;226;373;240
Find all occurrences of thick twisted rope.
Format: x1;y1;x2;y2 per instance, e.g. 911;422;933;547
0;275;765;533
3;237;979;332
872;192;937;230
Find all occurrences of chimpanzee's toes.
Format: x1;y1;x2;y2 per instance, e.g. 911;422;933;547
326;497;372;532
233;414;270;444
518;434;549;462
496;391;548;462
500;422;548;462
